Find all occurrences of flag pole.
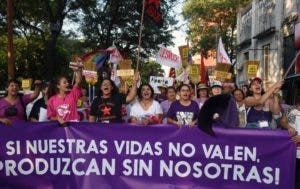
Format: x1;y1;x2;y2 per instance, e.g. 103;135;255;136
283;51;300;79
136;0;146;71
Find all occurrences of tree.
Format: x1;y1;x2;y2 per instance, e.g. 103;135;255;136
140;60;164;84
79;0;178;64
182;0;250;60
0;0;94;80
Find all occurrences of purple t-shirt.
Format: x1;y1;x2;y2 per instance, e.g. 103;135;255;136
160;100;174;115
194;98;207;110
0;94;31;123
167;100;200;125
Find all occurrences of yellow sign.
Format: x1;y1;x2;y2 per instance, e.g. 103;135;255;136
246;61;259;79
119;59;132;69
179;45;189;68
117;69;134;77
84;61;97;71
189;75;200;84
22;79;32;90
215;63;231;72
214;71;232;82
188;64;200;75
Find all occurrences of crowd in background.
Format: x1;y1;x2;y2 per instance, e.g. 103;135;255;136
0;70;299;188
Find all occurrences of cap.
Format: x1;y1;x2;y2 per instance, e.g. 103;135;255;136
249;77;262;86
197;84;208;90
210;80;223;88
158;84;168;89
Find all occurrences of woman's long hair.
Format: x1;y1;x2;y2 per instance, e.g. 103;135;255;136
47;76;67;99
97;78;119;97
137;84;154;100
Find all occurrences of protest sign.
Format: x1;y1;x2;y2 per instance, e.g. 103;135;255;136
149;76;174;93
246;61;259;79
156;46;181;68
21;79;32;90
214;63;232;82
119;59;132;69
117;69;134;77
179;45;189;68
0;122;295;189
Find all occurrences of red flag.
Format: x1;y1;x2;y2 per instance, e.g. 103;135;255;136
200;51;206;84
145;0;162;26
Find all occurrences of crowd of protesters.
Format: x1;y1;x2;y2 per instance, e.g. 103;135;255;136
0;69;299;188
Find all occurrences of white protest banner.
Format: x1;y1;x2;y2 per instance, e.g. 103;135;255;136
82;70;97;79
150;76;174;94
156;46;181;69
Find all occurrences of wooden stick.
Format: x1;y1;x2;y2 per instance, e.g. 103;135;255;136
283;51;300;79
136;0;146;71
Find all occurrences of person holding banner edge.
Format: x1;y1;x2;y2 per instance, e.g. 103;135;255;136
89;72;140;123
244;77;283;129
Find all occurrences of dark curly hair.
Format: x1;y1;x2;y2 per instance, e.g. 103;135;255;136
98;78;119;97
137;84;154;100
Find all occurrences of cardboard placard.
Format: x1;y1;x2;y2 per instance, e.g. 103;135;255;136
246;61;259;79
22;79;32;90
84;61;97;71
188;64;200;75
117;69;134;77
214;70;232;82
178;45;189;68
119;59;132;69
189;75;200;84
214;63;231;72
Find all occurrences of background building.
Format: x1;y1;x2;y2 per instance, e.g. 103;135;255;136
236;0;299;88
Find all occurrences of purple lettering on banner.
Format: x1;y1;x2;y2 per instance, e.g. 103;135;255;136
0;122;296;189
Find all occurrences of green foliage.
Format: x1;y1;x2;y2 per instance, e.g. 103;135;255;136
80;0;178;64
0;0;178;86
183;0;250;59
139;60;164;84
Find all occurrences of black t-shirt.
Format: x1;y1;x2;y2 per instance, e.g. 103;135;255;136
29;97;47;120
90;93;126;123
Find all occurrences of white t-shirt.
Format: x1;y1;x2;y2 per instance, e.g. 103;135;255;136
130;100;162;121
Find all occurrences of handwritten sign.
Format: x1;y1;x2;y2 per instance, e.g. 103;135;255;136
214;70;232;82
156;46;181;68
150;76;174;93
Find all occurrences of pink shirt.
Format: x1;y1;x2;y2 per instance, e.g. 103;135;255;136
47;86;81;122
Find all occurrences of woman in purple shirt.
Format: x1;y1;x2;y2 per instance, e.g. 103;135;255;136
0;78;41;125
167;84;199;127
